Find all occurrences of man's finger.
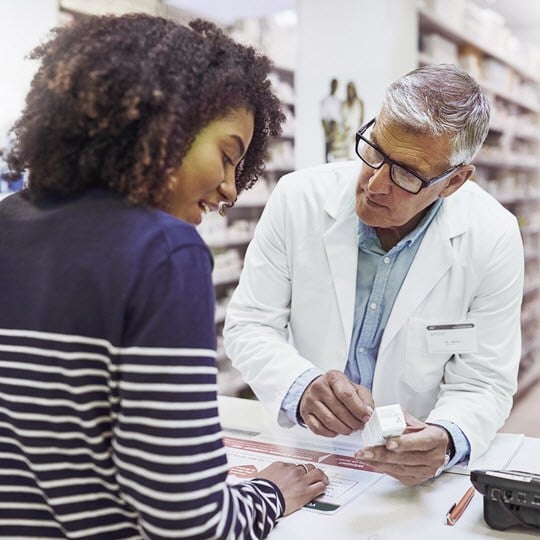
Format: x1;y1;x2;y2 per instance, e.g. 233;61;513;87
304;401;356;435
386;426;447;453
304;412;338;437
355;459;435;483
355;385;375;410
302;391;364;432
356;446;439;466
325;372;373;421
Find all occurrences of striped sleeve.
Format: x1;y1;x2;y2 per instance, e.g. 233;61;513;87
112;243;284;539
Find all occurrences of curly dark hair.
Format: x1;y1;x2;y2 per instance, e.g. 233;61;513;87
4;14;284;210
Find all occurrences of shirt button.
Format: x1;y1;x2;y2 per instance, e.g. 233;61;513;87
383;257;390;264
359;347;365;353
370;302;377;310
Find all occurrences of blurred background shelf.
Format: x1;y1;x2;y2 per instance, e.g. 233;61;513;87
418;0;540;400
7;0;538;406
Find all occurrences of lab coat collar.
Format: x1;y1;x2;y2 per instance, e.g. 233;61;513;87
322;166;471;355
379;190;470;352
322;163;361;351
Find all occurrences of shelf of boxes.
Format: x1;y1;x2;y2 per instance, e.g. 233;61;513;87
197;64;295;397
418;0;540;399
55;0;295;399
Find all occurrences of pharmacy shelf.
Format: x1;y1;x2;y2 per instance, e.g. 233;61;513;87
206;232;254;249
522;335;540;358
211;65;295;397
421;51;539;111
418;3;540;400
418;7;540;84
489;123;540;142
498;194;540;205
474;154;540;170
482;81;540;114
515;361;540;399
212;270;242;287
234;199;267;208
521;225;540;236
523;280;540;297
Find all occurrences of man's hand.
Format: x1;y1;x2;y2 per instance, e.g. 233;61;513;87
299;370;374;437
354;412;451;485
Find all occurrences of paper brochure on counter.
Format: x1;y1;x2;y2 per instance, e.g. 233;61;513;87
219;397;526;514
223;426;383;514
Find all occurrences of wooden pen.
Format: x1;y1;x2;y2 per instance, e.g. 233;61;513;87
446;486;475;526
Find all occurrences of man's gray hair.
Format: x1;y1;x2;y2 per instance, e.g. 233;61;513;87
381;63;490;165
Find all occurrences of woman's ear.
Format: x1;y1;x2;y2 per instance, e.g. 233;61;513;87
440;165;475;198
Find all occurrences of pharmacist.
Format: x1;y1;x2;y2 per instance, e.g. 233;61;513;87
224;64;523;485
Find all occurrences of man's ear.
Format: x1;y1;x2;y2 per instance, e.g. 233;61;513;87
440;165;475;198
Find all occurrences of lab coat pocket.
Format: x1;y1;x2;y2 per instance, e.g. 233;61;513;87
404;318;450;392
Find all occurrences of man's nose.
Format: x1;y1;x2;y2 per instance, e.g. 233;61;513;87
366;165;392;195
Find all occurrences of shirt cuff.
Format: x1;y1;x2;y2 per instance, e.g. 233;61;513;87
280;368;323;425
430;419;471;468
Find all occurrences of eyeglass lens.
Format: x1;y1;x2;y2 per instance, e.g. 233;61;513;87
356;138;423;194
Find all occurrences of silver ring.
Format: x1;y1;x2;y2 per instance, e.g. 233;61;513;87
298;463;309;474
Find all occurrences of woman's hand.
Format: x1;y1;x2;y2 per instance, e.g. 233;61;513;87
256;462;329;515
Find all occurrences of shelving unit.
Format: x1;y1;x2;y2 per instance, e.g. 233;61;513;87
57;0;295;398
197;66;295;396
417;1;540;399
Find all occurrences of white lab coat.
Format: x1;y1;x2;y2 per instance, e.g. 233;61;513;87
224;161;523;462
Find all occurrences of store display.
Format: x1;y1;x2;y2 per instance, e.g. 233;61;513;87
199;64;296;396
418;0;540;398
56;0;538;399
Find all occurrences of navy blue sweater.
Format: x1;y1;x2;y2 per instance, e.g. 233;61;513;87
0;189;283;539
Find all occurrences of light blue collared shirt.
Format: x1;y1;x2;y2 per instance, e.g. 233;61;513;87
281;199;469;467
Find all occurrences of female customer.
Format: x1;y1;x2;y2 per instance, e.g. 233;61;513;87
0;14;327;539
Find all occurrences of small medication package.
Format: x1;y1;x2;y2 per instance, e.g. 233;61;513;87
362;404;406;447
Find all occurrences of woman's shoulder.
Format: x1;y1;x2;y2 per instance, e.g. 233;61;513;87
144;208;207;253
70;189;209;258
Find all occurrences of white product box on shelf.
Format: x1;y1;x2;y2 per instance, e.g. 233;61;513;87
267;140;294;171
421;33;458;64
236;178;271;207
212;250;242;285
421;0;466;29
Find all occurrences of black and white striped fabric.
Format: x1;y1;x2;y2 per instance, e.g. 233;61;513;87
0;190;284;539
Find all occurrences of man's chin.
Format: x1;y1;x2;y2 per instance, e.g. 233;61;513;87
356;199;385;226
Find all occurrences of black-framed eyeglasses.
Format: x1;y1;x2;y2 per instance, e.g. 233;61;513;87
355;118;463;195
